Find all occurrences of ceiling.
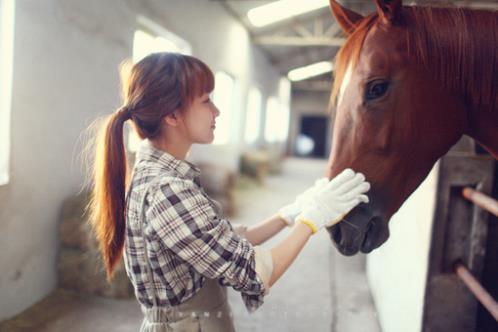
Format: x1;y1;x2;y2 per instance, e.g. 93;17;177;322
220;0;498;91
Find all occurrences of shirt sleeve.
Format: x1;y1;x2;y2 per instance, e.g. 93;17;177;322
147;177;273;312
231;223;248;238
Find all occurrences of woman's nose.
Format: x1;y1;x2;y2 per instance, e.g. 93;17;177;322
214;106;220;117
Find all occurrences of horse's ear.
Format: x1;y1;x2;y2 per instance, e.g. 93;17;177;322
374;0;402;25
329;0;364;35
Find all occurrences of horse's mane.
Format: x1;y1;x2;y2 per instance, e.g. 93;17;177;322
331;5;498;112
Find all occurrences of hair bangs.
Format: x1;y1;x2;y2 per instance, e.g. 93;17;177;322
182;56;214;106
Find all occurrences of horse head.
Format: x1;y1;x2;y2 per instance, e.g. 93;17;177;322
325;0;476;255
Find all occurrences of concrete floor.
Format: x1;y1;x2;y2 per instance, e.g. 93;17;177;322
0;157;380;332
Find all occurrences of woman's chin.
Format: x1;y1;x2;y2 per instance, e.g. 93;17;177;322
199;134;215;144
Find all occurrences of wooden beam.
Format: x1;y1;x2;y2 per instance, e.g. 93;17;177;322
292;80;332;92
325;22;342;38
254;36;345;47
314;17;324;37
292;22;312;37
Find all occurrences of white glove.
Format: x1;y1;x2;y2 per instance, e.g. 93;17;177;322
296;169;370;234
278;177;329;226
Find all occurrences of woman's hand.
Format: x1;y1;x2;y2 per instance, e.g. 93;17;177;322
295;169;370;234
278;177;329;226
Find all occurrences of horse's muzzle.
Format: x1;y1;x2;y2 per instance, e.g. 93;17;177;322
327;204;390;256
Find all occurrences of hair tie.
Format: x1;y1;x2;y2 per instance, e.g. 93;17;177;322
117;105;132;120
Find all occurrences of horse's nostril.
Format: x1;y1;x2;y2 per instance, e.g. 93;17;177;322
362;221;374;251
332;226;342;243
361;216;388;253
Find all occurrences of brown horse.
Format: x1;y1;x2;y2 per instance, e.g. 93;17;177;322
326;0;498;255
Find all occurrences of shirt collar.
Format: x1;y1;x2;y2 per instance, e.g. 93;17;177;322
136;140;201;180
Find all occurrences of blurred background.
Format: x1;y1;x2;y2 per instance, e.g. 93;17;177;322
0;0;497;331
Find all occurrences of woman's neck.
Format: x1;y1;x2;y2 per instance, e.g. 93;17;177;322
150;136;191;160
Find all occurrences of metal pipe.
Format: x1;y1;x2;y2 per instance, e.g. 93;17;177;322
462;187;498;217
454;261;498;322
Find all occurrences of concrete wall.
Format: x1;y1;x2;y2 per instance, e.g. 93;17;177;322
0;0;280;320
366;162;440;332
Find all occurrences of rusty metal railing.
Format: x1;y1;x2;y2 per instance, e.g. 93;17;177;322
462;187;498;217
453;261;498;321
456;187;498;322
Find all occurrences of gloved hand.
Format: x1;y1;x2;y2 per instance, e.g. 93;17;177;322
296;169;370;234
278;177;329;226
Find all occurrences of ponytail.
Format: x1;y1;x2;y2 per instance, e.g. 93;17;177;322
88;107;130;281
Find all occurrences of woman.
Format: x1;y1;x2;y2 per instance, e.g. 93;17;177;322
87;52;370;331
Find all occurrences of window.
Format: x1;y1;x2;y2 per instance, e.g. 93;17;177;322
128;16;191;152
264;96;290;143
244;87;262;144
132;16;191;63
277;77;291;142
264;97;280;143
264;77;291;144
0;0;15;185
212;71;235;145
278;103;290;142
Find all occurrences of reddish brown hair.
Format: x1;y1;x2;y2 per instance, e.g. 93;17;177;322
87;53;214;281
331;6;498;112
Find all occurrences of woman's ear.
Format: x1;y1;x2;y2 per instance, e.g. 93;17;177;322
329;0;364;35
374;0;402;25
164;111;181;127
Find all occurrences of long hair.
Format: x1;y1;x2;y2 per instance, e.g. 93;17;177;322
86;53;214;281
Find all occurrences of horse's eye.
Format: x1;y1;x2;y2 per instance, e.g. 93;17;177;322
365;80;390;101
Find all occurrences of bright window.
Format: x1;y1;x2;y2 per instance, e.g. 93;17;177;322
264;97;280;143
244;87;262;144
212;71;235;145
264;96;290;143
133;30;179;63
277;77;291;142
128;16;191;152
132;16;191;63
278;103;290;142
0;0;15;185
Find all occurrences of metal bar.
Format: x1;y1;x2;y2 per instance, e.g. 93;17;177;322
462;187;498;217
454;261;498;322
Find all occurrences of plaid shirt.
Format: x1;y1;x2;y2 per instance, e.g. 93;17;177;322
123;140;272;313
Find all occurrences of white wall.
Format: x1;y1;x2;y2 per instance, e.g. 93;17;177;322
366;162;440;332
0;0;281;319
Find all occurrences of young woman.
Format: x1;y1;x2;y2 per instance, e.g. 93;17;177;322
87;52;370;331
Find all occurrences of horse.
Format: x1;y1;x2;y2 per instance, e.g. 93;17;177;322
325;0;498;256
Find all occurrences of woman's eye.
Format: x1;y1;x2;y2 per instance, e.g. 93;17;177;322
365;80;390;101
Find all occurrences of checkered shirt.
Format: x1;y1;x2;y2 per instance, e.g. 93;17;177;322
123;140;269;313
